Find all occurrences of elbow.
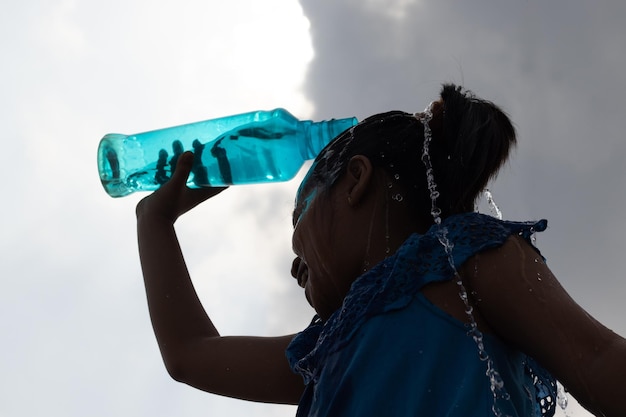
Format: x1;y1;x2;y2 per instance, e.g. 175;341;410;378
162;354;193;383
158;337;222;386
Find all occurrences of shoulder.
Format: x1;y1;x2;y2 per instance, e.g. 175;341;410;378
442;212;547;246
431;213;548;274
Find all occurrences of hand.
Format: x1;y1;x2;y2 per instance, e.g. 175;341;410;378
136;151;228;223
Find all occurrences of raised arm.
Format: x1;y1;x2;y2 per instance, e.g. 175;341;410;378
467;235;626;417
136;151;304;404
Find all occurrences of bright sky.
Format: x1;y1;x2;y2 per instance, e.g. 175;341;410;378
2;1;313;416
3;0;625;416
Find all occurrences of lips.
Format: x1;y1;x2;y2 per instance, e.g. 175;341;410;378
297;262;309;288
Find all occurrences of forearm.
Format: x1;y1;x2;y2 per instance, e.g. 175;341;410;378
137;214;219;371
137;214;304;403
571;334;626;417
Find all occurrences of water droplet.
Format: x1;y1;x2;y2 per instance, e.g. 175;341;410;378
484;189;503;220
557;381;569;411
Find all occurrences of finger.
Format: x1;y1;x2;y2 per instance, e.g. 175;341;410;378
170;151;194;186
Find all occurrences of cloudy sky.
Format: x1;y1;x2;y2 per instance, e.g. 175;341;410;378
2;0;624;416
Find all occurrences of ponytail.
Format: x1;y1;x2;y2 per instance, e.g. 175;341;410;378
434;84;516;215
300;83;517;222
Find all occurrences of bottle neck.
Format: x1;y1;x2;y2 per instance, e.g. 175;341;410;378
299;117;358;160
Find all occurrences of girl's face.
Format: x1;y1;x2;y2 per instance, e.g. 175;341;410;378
291;175;365;321
291;185;342;320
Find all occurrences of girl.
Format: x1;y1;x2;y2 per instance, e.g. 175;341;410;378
136;84;626;416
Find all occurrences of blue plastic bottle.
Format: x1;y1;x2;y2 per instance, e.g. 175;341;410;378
97;109;357;197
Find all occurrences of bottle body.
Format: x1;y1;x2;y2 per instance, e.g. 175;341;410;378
97;109;357;197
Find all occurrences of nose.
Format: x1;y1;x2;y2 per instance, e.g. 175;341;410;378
291;257;300;279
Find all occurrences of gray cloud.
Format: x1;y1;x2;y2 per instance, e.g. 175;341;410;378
298;1;626;414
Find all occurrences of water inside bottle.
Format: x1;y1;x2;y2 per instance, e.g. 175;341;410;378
99;117;308;196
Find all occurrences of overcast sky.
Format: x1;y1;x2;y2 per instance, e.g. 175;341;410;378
2;1;625;416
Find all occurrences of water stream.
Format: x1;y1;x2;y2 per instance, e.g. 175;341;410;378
417;104;510;416
417;104;569;417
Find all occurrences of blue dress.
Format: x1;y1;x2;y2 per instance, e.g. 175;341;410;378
286;213;556;417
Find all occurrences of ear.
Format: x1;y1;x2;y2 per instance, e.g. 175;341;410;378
345;155;374;206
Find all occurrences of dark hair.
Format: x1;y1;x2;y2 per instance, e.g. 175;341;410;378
299;84;516;222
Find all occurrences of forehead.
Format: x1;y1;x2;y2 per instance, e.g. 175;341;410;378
292;126;356;224
296;157;318;200
293;161;318;226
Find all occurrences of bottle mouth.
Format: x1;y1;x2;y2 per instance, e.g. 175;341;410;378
97;134;129;197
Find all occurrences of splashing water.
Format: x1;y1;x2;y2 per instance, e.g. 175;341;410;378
419;104;442;225
417;105;510;416
556;382;570;416
484;189;503;220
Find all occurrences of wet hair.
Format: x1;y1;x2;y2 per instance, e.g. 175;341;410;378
298;84;516;223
